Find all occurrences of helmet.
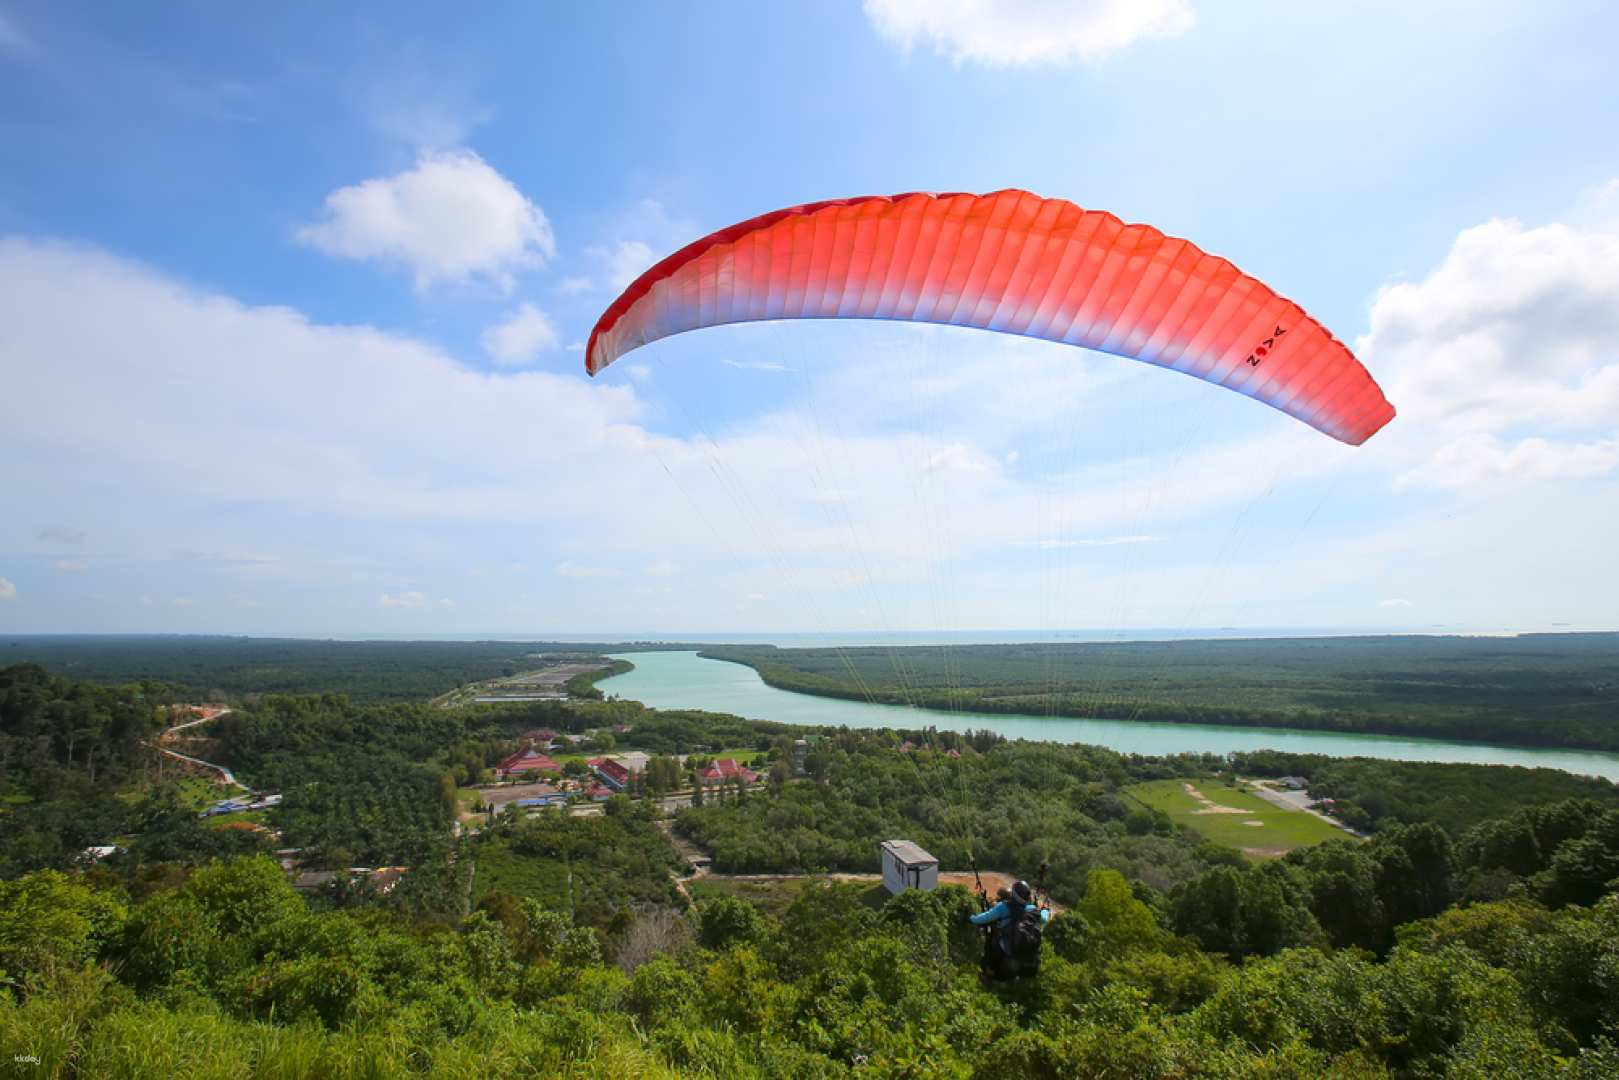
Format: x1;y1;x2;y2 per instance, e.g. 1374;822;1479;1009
1012;880;1032;902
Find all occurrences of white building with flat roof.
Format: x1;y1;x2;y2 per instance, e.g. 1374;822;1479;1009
879;840;938;895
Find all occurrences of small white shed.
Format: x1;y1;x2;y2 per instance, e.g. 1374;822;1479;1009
879;840;939;895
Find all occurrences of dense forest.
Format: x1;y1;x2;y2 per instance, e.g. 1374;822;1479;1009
1231;751;1619;835
5;662;1619;1075
0;636;678;703
4;847;1619;1074
677;732;1218;896
700;634;1619;751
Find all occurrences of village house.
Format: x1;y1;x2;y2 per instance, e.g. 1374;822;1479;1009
612;751;650;775
588;756;631;791
494;748;562;780
697;758;758;787
520;728;561;748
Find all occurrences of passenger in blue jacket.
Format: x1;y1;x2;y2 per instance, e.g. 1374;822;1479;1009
970;880;1049;977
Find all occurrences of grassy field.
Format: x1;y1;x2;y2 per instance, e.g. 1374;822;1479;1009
202;809;269;828
1124;778;1350;858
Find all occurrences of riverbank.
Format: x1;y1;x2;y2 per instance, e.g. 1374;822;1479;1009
695;634;1619;755
599;650;1619;782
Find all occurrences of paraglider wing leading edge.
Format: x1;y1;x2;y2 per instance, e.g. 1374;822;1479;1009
586;190;1394;446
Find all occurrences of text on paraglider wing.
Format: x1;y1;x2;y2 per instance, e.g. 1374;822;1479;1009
1245;325;1288;367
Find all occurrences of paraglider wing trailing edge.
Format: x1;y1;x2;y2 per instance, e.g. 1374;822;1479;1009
586;190;1394;446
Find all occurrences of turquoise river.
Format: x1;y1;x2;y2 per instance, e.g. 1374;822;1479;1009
599;650;1619;782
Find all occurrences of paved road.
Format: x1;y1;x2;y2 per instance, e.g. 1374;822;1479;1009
147;742;248;790
164;706;232;736
1240;778;1364;837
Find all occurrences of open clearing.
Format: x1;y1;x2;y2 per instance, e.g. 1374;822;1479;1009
1124;778;1351;858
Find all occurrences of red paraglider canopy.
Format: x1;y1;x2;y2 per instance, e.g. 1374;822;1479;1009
587;190;1394;445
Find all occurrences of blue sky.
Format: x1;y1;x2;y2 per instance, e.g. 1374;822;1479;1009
3;0;1617;636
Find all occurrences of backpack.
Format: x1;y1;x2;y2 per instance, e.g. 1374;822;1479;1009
1002;902;1044;972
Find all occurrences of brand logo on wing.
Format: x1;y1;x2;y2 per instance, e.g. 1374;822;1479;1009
1245;325;1288;367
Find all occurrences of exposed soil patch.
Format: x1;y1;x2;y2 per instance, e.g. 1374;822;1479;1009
1183;781;1250;814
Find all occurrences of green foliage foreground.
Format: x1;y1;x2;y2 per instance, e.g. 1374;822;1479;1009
3;855;1618;1078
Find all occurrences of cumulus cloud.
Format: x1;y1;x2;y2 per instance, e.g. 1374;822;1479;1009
0;239;647;527
1398;433;1619;491
6;229;1613;633
0;577;15;601
1360;206;1619;490
863;0;1194;65
585;239;655;291
297;149;554;290
481;303;560;366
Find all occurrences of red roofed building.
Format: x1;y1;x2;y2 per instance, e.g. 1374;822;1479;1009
520;728;560;747
697;758;757;786
495;749;562;779
588;756;630;791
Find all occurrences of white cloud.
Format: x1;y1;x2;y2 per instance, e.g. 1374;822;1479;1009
481;303;560;366
1398;433;1619;491
585;239;655;291
558;276;594;295
1379;597;1413;609
624;364;653;383
555;561;621;579
645;559;676;578
438;597;455;608
297;149;554;291
5;229;1615;634
0;240;647;527
0;577;15;601
722;358;792;373
53;560;87;573
863;0;1194;66
1361;205;1619;490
